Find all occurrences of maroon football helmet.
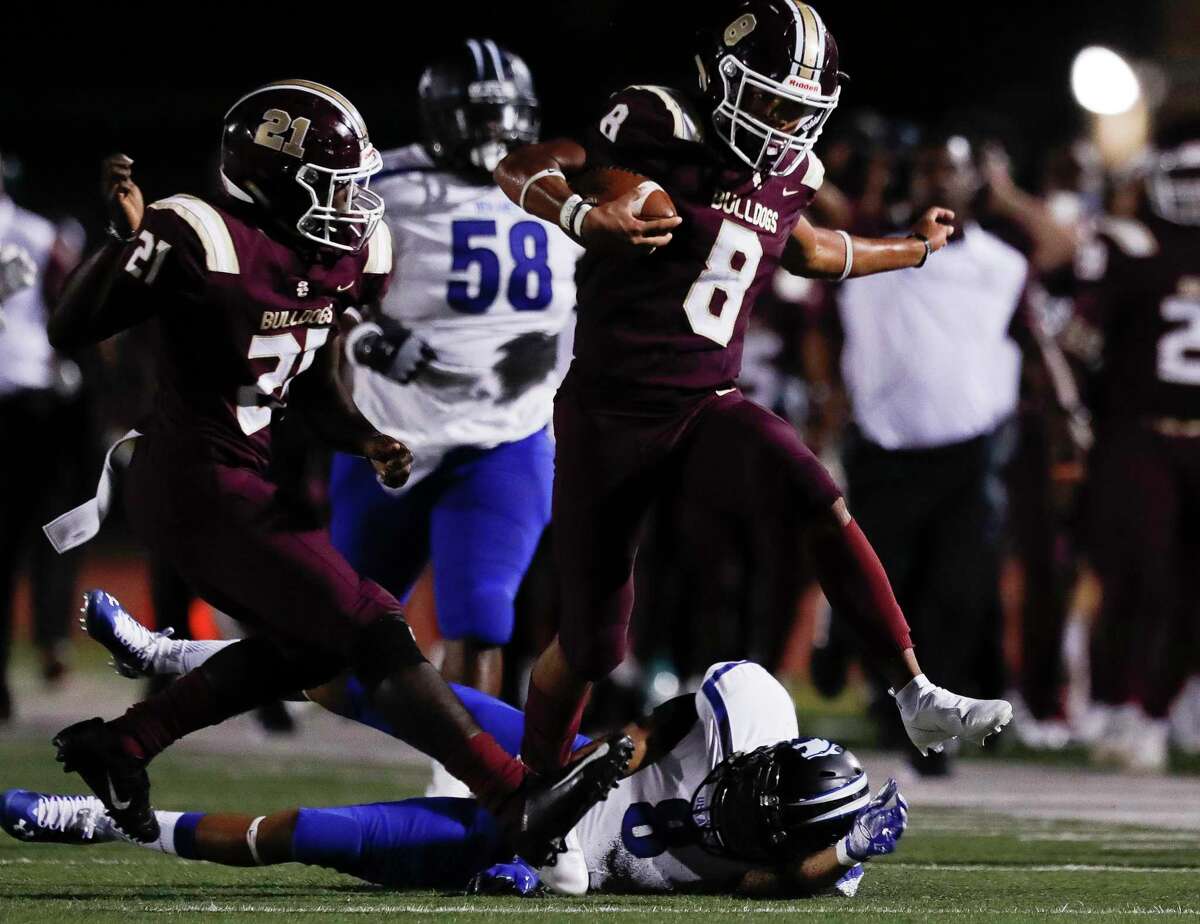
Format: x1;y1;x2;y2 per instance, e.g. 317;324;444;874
696;1;845;176
221;79;383;252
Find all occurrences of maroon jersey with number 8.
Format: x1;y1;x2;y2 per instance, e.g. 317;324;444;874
571;86;823;395
109;194;392;466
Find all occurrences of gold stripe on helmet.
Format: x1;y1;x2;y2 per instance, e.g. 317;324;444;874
795;3;822;81
226;79;369;139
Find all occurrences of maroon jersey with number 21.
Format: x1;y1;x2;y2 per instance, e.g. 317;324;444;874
571;85;822;394
109;193;392;466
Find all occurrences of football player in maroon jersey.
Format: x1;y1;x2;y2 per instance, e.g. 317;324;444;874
495;0;1014;772
1067;123;1200;771
45;80;632;862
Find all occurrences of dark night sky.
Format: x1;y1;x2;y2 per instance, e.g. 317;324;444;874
0;1;1163;227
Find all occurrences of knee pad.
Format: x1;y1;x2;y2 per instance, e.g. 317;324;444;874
351;613;428;691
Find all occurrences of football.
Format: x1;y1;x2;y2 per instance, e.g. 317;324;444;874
573;166;677;220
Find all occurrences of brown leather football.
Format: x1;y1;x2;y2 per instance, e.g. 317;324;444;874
574;167;677;219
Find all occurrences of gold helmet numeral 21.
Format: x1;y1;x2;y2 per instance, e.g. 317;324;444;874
254;108;311;159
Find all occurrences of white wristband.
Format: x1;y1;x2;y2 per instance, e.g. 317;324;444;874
572;203;594;239
519;167;565;212
835;836;857;868
560;194;586;235
836;230;854;282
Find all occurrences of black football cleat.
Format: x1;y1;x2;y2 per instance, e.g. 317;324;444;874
52;718;159;843
510;732;634;867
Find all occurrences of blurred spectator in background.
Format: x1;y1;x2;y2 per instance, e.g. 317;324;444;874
1061;121;1200;772
0;152;83;720
823;133;1061;775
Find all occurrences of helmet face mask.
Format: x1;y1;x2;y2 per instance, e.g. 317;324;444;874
420;40;540;176
1147;142;1200;226
713;54;840;176
293;152;384;252
698;1;844;177
691;738;869;863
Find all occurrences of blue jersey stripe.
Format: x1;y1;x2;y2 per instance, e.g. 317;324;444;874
700;660;749;758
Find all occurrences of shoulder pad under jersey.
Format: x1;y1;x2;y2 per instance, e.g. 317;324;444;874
595;85;706;152
363;220;393;276
623;85;705;142
146;195;240;274
796;152;824;191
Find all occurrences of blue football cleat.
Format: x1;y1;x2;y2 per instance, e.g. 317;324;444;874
1;789;117;844
80;590;174;678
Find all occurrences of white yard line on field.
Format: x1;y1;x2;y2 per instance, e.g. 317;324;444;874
125;904;1200;916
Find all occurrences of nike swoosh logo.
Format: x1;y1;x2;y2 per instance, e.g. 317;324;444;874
550;741;610;792
107;775;131;811
336;282;354;291
782;188;804;197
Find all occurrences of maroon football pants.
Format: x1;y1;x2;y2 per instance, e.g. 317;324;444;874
1087;423;1200;718
551;381;905;681
125;433;400;661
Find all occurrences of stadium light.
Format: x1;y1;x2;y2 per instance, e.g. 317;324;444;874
1071;46;1141;115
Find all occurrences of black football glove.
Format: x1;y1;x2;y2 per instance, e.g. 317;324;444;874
346;319;436;385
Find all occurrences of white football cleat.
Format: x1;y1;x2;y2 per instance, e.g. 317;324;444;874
80;590;177;678
1121;719;1170;775
1;789;118;844
893;675;1013;756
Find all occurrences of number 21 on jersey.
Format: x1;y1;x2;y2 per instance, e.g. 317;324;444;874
238;329;330;435
683;220;763;346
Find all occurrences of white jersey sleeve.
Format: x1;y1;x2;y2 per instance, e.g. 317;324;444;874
0;197;58;396
695;660;800;761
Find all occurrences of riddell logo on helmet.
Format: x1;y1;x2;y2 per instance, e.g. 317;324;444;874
783;75;822;95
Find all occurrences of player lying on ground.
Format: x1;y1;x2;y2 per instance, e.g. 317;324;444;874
6;595;906;896
493;0;1014;775
43;80;627;863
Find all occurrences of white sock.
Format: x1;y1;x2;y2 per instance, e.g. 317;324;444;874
165;639;238;675
146;811;184;855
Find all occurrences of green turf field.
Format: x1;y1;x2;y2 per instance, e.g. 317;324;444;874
1;738;1198;922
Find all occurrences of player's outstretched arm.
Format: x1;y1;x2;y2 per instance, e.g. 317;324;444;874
495;141;680;253
48;155;155;349
288;333;413;488
737;778;908;897
781;209;955;281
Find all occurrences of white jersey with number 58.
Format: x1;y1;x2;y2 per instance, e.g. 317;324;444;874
573;661;800;893
351;145;581;484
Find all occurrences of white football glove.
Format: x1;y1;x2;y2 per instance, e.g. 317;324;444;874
836;777;908;865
